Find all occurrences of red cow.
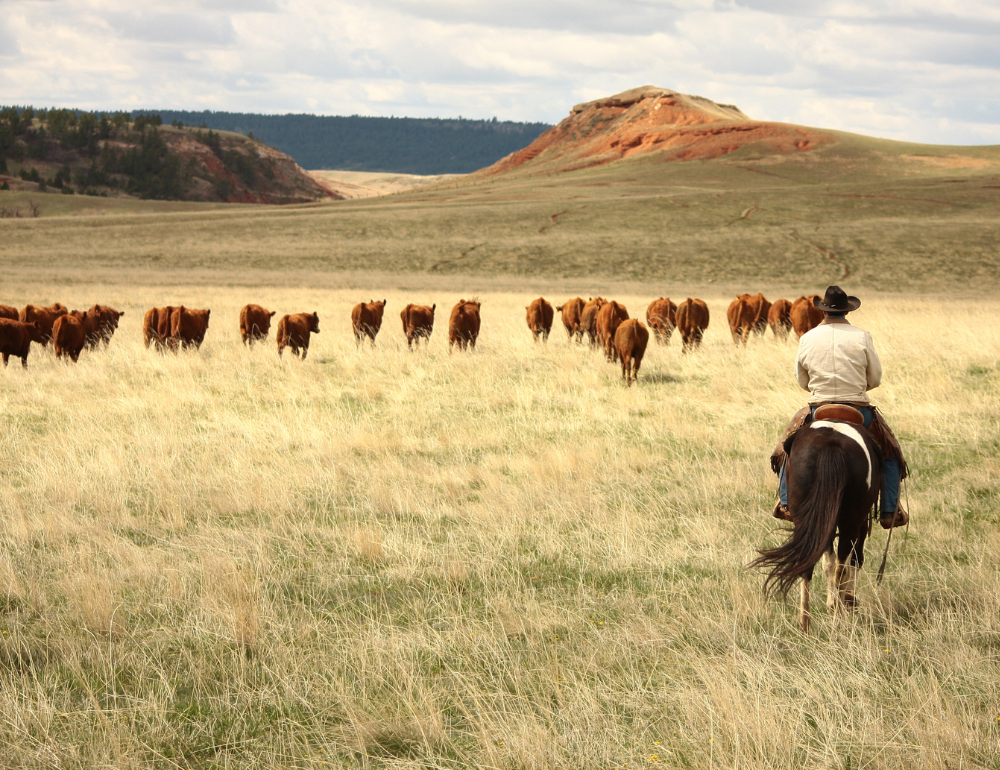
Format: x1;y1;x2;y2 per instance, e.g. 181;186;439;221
614;319;649;386
240;304;276;345
0;319;45;368
352;300;387;347
400;304;436;349
675;298;710;352
277;312;320;358
525;297;554;342
449;299;481;351
556;297;585;342
646;298;677;345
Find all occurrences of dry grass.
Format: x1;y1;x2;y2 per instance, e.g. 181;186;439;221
0;281;998;768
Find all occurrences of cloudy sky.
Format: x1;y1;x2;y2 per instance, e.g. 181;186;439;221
2;0;999;144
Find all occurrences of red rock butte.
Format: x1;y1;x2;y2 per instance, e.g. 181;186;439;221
478;86;833;177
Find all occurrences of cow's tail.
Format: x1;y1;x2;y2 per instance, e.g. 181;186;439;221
750;444;846;598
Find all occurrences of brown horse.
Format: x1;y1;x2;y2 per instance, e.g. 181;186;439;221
752;419;882;633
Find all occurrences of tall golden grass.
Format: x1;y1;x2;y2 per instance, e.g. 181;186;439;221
0;282;997;768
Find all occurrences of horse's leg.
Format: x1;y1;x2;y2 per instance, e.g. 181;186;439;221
799;566;814;633
836;536;861;611
823;546;839;612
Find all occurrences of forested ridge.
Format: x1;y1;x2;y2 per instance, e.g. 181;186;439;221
136;111;552;174
0;106;332;204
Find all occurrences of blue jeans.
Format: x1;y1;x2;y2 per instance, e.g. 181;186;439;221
778;406;900;514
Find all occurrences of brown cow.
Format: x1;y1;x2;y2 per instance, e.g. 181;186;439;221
525;297;554;342
727;293;770;345
400;304;435;349
790;295;824;338
171;307;211;350
0;319;44;368
0;305;18;321
580;297;607;348
768;298;793;340
240;304;276;345
614;319;649;386
143;306;176;351
277;312;320;358
556;297;585;342
646;298;677;345
596;300;629;361
352;300;387;347
86;305;124;348
675;298;710;352
19;303;68;345
449;299;481;351
52;313;91;362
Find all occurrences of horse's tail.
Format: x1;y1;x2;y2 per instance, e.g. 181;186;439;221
751;443;848;598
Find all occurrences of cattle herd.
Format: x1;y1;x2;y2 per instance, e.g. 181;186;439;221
0;293;824;384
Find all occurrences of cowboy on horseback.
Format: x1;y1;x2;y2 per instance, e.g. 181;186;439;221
772;286;908;529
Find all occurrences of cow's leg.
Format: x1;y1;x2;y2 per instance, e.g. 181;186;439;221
20;354;28;369
2;353;7;367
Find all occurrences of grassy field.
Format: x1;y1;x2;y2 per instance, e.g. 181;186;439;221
0;281;998;768
2;128;1000;293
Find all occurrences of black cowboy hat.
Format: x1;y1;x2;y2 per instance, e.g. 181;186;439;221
814;285;861;313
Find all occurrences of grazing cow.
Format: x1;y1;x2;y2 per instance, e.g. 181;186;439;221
768;298;793;340
614;319;649;386
400;304;436;349
525;297;554;342
277;312;320;358
19;303;68;346
580;297;607;348
675;298;710;352
727;293;771;345
87;305;124;348
790;295;824;338
240;304;276;345
646;297;677;345
170;307;211;350
596;300;629;361
0;319;44;368
52;313;90;362
556;297;585;342
0;305;18;321
352;300;387;347
449;299;482;351
143;306;176;351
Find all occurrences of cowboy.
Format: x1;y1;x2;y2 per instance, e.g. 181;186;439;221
773;286;908;529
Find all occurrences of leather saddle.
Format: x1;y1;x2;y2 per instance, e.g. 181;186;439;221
813;403;864;425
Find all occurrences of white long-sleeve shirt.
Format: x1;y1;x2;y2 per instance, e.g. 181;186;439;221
795;318;882;404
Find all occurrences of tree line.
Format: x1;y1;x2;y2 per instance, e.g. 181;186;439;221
137;110;551;174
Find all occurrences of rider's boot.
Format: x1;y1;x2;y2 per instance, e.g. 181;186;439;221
772;501;792;521
879;505;909;529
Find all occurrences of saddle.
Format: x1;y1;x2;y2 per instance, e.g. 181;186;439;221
770;403;908;479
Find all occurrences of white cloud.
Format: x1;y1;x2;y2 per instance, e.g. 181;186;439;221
1;0;999;144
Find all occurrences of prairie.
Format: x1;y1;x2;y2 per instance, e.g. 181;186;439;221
0;281;998;768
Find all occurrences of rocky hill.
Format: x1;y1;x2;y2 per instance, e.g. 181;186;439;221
477;86;833;177
0;108;336;204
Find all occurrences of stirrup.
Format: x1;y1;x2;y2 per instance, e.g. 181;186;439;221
772;501;792;521
879;506;908;529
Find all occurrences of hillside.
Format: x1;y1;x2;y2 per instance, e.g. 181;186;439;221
138;110;552;174
3;87;1000;293
0;108;334;204
478;85;834;177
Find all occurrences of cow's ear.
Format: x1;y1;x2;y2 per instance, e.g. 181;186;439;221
120;311;125;316
432;304;436;311
269;311;276;316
